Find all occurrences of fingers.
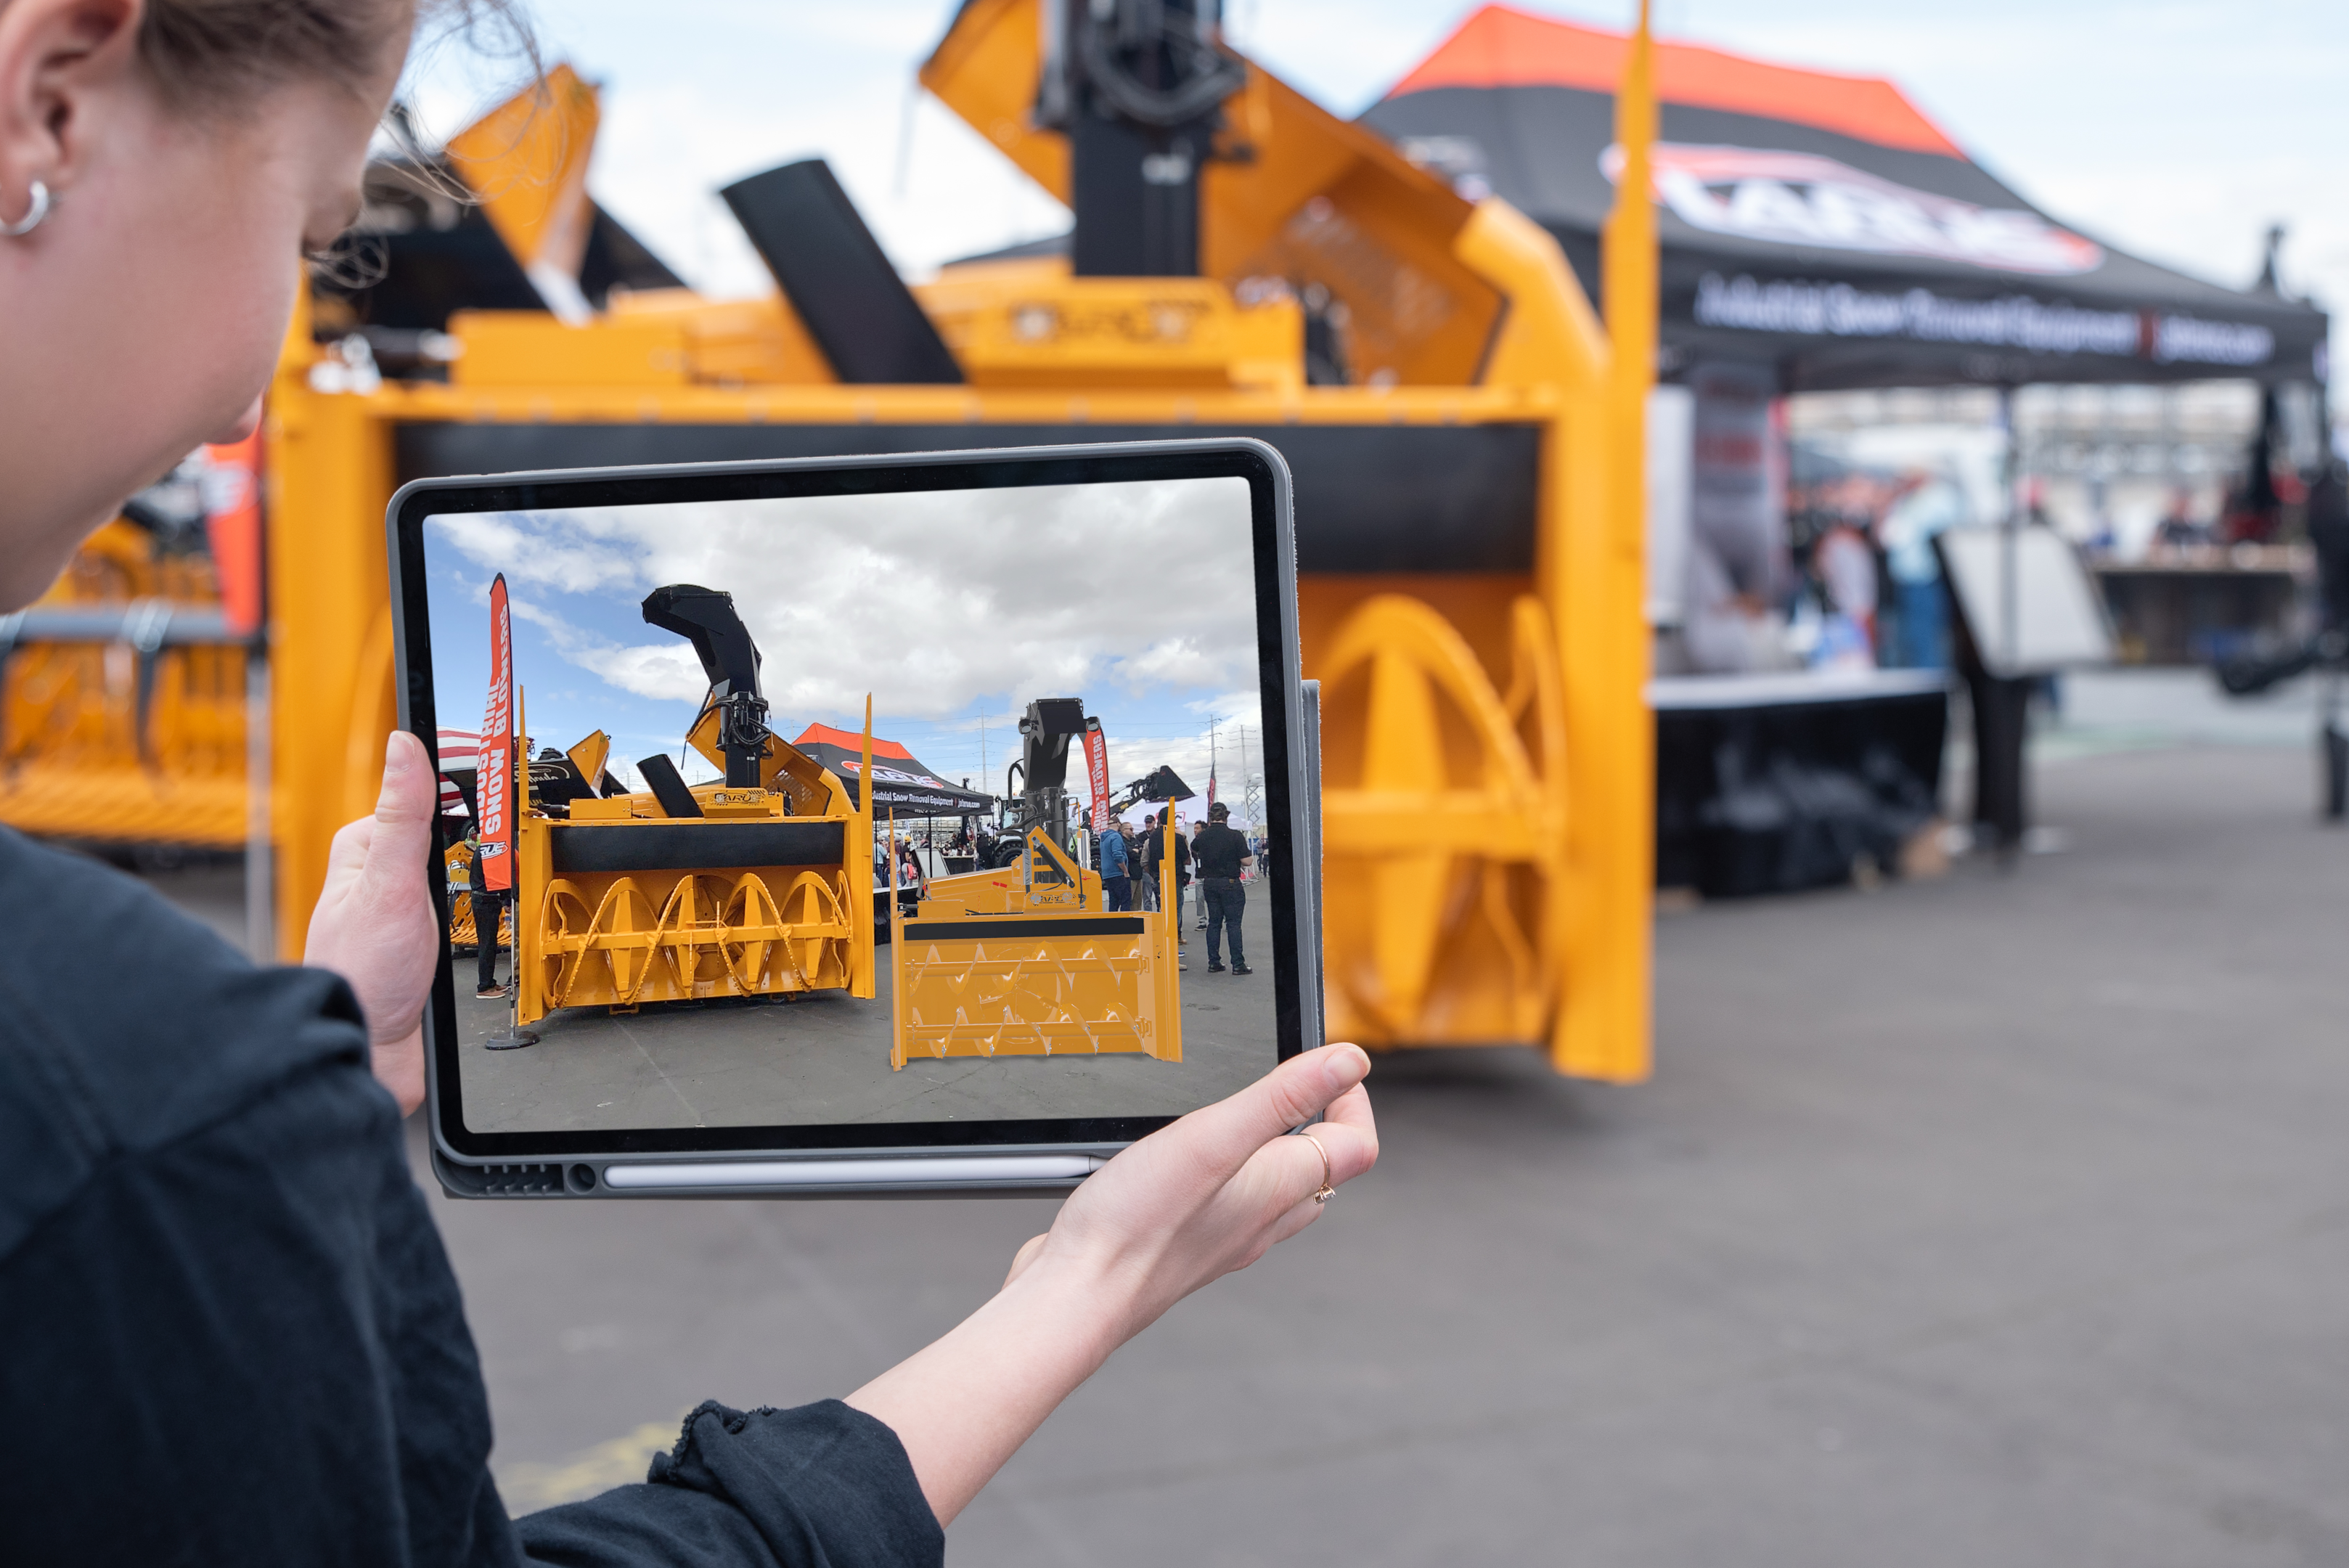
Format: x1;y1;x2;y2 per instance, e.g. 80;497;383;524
355;732;434;897
1182;1044;1371;1178
374;730;436;834
1311;1082;1379;1184
1267;1193;1328;1249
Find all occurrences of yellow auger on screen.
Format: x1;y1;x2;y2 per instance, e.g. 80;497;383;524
888;698;1183;1070
507;584;876;1028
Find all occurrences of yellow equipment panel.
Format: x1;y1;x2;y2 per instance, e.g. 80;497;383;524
889;825;1182;1069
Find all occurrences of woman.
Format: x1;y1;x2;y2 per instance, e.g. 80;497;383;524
0;1;1377;1561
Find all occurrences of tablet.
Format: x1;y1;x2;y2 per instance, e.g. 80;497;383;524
390;440;1320;1197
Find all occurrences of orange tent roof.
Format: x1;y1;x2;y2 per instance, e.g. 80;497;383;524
1386;4;1961;159
792;722;915;762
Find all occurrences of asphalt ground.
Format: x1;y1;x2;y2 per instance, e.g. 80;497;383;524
140;677;2349;1566
447;883;1276;1134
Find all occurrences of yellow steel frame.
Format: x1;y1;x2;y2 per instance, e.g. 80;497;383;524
0;517;249;846
14;2;1659;1082
889;817;1183;1069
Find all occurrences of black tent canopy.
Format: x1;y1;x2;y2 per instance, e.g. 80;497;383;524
788;724;992;818
1363;5;2326;391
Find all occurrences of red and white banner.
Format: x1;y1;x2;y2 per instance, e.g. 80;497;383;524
199;432;265;638
476;574;515;893
1082;718;1110;829
436;728;480;817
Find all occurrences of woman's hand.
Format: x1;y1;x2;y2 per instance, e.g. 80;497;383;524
303;730;441;1116
846;1044;1378;1525
1000;1040;1378;1328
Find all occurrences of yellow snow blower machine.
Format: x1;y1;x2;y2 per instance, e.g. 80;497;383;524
889;698;1184;1069
511;584;876;1028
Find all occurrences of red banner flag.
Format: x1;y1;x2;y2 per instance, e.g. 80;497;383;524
1082;717;1111;830
477;573;515;893
200;433;265;639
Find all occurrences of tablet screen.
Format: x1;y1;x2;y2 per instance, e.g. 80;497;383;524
409;458;1293;1149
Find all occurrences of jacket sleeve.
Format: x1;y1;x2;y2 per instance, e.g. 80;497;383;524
0;1042;497;1568
515;1402;943;1568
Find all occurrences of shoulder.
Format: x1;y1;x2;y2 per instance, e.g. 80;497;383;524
0;829;375;1261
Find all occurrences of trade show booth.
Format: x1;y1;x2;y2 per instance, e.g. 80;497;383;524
1368;4;2330;887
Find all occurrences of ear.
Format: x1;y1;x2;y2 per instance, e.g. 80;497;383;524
0;0;144;207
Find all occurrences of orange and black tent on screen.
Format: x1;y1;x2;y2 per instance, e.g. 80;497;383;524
1363;6;2325;389
788;724;993;819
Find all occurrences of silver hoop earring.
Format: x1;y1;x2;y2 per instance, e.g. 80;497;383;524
3;179;51;238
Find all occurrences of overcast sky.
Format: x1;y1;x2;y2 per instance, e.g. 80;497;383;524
422;478;1266;812
404;0;2346;358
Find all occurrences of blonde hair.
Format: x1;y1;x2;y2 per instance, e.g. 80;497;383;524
138;0;530;107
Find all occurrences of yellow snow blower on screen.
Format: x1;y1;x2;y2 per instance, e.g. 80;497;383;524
888;698;1185;1069
507;584;876;1028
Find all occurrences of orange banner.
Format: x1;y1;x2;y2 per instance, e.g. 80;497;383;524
200;433;265;638
477;573;515;893
1083;717;1110;830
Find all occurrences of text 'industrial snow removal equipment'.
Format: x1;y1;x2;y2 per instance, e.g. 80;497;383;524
888;698;1182;1069
511;584;876;1027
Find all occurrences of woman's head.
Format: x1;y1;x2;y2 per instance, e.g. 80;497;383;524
0;0;418;608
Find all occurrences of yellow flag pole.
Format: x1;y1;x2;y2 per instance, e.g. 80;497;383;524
1604;0;1658;457
1556;0;1657;1082
854;694;878;1000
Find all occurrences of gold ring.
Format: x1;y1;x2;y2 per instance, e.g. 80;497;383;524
1299;1130;1336;1204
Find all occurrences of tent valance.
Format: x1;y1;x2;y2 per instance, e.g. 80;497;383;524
789;723;992;818
1365;5;2327;390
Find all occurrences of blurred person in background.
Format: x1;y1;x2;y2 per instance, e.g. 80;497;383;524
1193;801;1253;976
1097;806;1131;910
2308;459;2349;636
462;823;502;998
0;0;1376;1559
1810;515;1879;669
1144;811;1190;952
1192;814;1210;927
2150;485;2215;555
1879;467;1965;669
1680;529;1799;673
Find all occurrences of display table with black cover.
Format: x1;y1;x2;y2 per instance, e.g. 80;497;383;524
1654;671;1948;898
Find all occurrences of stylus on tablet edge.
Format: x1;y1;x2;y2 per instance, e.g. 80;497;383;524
604;1155;1110;1191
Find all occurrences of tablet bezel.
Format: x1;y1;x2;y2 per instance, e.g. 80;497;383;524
389;439;1315;1177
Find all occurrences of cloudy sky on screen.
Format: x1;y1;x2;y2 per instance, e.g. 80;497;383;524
423;477;1268;817
402;1;2348;379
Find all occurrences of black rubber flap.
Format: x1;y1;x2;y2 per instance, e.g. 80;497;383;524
902;915;1148;940
719;159;964;385
550;820;847;874
398;420;1540;573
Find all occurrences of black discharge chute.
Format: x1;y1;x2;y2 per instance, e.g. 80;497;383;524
642;584;769;788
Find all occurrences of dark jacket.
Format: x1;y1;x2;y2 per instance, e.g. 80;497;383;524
1141;828;1191;886
1192;823;1250;881
0;828;941;1567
